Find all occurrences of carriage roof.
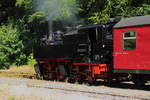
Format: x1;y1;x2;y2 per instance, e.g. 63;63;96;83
114;15;150;29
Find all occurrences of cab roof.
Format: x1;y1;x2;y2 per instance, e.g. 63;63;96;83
64;24;101;36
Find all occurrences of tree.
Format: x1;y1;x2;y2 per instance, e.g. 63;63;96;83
0;21;26;69
0;0;16;23
78;0;150;23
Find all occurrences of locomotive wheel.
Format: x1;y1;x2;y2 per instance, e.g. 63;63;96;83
87;80;96;86
68;78;76;83
34;64;48;80
57;75;66;82
104;76;113;86
67;76;83;84
34;64;42;79
77;79;84;84
57;65;66;81
85;76;96;86
132;74;146;87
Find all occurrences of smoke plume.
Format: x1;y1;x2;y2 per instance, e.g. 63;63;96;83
34;0;79;21
33;0;80;41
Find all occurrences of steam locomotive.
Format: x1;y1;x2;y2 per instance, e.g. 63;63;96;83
34;15;150;86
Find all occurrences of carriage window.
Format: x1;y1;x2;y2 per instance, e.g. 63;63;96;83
123;31;136;50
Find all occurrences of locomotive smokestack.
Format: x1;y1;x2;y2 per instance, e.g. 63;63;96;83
48;21;53;41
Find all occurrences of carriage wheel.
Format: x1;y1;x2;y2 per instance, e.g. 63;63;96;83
132;74;146;87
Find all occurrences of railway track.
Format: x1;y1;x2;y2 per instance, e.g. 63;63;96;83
27;84;150;100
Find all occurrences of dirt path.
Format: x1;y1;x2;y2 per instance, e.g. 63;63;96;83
0;77;150;100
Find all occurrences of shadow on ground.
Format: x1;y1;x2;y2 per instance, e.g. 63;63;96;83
93;81;150;91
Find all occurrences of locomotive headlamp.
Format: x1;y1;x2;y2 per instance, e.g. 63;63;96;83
102;44;105;48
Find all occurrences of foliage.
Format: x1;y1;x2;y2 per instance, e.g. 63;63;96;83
27;53;36;66
28;12;46;23
78;0;150;23
0;0;16;23
16;0;32;9
0;21;27;69
15;0;33;21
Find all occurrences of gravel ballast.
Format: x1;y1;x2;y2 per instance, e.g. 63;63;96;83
0;77;150;100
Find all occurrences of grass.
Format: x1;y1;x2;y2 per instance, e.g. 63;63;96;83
8;97;16;100
0;65;36;79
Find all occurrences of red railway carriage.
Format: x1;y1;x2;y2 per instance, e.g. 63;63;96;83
113;15;150;85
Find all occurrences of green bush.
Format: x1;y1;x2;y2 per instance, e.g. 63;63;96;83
27;53;36;66
0;22;26;69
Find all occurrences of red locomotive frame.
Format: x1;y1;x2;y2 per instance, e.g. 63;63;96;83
36;58;109;83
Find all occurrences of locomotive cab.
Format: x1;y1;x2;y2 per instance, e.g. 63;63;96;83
78;22;116;65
